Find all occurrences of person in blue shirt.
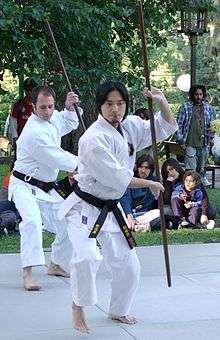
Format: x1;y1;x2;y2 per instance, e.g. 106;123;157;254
120;154;160;231
171;170;215;229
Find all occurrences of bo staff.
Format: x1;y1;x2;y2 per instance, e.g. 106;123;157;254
137;0;171;287
45;20;87;132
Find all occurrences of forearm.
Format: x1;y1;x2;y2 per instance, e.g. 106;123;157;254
128;177;154;189
158;96;175;124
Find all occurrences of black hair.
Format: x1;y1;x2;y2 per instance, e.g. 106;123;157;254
95;80;129;118
30;86;56;105
161;158;185;182
135;154;155;177
188;85;206;102
23;78;38;90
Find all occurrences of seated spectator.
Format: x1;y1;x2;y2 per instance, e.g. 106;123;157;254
120;154;160;231
161;158;216;228
171;170;215;229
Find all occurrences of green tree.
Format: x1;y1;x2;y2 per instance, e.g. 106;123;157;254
0;0;216;130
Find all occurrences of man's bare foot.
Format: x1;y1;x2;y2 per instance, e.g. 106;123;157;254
23;267;41;291
47;262;70;278
72;302;90;334
110;314;137;324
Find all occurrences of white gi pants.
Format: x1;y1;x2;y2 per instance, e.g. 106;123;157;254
10;181;45;268
10;178;71;270
67;210;140;316
39;201;72;272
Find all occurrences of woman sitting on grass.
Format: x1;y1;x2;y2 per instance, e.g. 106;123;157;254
120;154;160;232
161;158;216;229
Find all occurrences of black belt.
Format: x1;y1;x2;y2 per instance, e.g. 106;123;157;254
74;185;137;249
13;170;55;193
13;171;74;199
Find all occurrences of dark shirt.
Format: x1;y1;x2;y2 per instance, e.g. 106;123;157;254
120;174;157;216
11;97;33;136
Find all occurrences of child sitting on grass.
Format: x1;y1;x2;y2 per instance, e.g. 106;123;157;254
171;170;215;229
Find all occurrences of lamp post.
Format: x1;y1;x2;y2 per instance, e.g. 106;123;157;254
178;9;208;86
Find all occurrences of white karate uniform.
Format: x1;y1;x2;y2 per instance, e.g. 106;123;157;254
39;189;72;272
61;113;178;316
8;108;80;268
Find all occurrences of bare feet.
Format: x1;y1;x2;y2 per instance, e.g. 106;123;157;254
47;262;70;278
23;267;41;291
72;302;90;334
111;314;137;324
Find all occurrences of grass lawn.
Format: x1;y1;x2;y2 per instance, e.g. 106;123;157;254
0;231;55;254
0;187;219;253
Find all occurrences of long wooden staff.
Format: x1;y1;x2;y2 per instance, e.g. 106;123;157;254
45;20;87;132
137;0;171;287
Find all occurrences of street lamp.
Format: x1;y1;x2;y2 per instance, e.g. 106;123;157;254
178;9;208;86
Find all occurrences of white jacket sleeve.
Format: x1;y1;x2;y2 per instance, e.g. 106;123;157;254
52;107;83;137
31;136;78;171
124;114;178;152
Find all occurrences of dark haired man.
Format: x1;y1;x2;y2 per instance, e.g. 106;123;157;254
8;86;81;291
59;81;177;333
176;85;215;185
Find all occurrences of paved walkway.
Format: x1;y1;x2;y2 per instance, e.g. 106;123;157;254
205;168;220;189
1;243;220;340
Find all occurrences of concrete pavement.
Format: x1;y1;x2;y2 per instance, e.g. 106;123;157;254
1;243;220;339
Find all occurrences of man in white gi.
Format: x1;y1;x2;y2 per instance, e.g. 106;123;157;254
8;86;81;291
60;81;177;333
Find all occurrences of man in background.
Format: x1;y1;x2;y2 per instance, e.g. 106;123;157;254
176;85;215;186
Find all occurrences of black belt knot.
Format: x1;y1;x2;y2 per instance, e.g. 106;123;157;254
73;185;136;249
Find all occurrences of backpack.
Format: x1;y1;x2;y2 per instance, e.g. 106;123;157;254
0;210;20;236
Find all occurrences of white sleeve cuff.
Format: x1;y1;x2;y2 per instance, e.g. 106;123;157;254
62;107;83;121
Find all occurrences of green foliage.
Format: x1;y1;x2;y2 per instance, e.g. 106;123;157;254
0;1;218;123
0;78;18;121
177;0;214;10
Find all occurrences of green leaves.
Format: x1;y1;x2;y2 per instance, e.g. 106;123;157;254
0;0;218;123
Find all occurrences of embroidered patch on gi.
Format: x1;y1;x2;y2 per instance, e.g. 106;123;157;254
82;215;88;225
31;189;36;196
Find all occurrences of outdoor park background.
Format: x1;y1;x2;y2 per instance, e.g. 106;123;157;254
0;0;220;251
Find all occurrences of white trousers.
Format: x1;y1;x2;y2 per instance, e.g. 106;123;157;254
67;210;140;316
10;179;71;269
10;181;45;268
39;201;72;272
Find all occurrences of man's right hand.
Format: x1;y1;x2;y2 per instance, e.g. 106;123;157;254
65;92;80;111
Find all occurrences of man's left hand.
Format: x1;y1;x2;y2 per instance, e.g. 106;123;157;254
143;86;165;103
